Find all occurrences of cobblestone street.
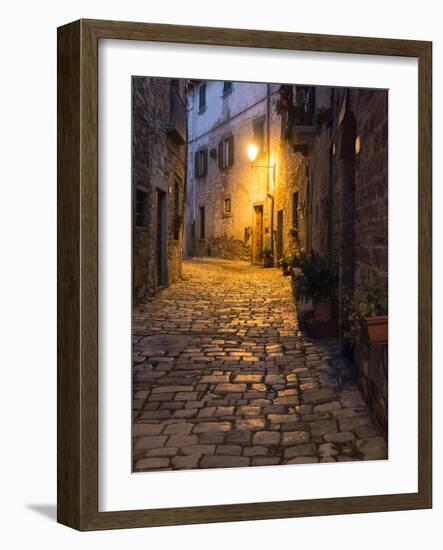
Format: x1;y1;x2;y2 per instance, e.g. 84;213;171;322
133;258;387;471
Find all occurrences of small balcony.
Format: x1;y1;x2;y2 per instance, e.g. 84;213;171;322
292;124;316;148
284;112;315;147
288;86;316;147
166;86;186;145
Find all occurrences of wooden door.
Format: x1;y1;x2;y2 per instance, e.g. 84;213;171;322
253;205;263;263
156;190;167;287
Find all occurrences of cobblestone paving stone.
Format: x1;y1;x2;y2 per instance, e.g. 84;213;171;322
132;258;387;471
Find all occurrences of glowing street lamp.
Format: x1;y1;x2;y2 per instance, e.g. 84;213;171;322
246;143;275;186
247;143;259;163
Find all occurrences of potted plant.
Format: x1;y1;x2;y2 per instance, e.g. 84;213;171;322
345;270;388;345
277;253;292;276
291;246;305;269
293;252;336;322
259;248;274;268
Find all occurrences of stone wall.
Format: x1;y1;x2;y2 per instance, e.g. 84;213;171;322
352;89;389;290
202;235;251;260
187;81;282;262
354;341;389;435
132;77;187;302
272;110;309;259
292;86;388;322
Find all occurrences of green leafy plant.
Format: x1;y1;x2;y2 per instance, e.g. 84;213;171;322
277;252;291;269
290;246;305;268
293;252;336;303
275;85;291;115
259;248;274;268
278;247;305;270
277;256;288;269
345;270;388;345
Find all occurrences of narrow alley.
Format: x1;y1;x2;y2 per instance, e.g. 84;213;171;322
132;259;387;471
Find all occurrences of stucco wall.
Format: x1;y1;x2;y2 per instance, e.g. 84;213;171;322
186;81;281;260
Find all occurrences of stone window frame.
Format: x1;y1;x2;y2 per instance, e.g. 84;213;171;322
222;195;232;218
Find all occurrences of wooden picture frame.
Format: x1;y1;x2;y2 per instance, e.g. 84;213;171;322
57;19;432;530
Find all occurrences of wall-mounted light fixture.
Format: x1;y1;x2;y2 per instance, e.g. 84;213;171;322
297;201;306;220
246;143;276;191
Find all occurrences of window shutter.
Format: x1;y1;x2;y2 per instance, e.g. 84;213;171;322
195;151;199;177
228;136;234;166
203;149;208;176
218;141;223;169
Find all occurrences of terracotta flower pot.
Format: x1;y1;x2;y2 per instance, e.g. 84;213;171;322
313;298;332;323
364;315;388;344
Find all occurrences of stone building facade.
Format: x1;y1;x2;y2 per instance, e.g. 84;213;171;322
275;84;388;324
186;79;388;329
185;80;282;262
132;77;187;302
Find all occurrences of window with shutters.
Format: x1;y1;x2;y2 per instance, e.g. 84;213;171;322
222;81;233;95
199;206;206;240
135;189;148;228
195;148;208;178
218;135;234;169
198;83;207;112
253;116;265;154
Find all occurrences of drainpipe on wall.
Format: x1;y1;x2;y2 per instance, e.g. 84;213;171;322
192;85;197;237
267;83;274;260
186;80;198;257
